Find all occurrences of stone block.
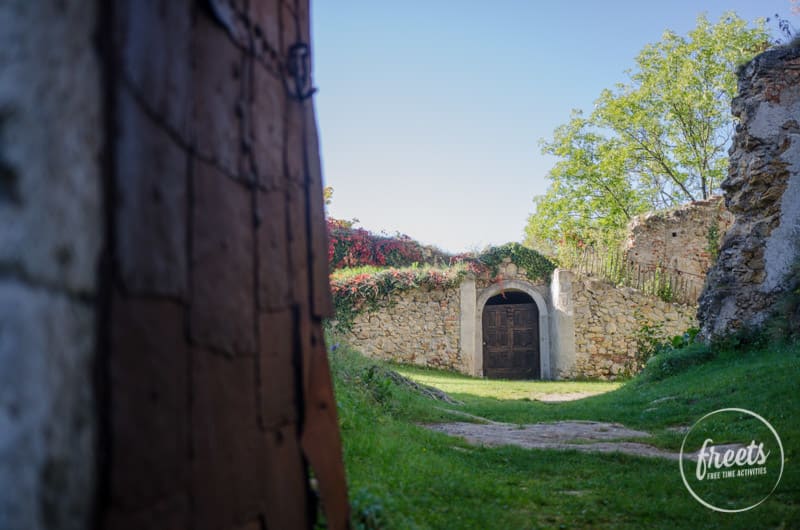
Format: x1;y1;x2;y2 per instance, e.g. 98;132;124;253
191;348;265;530
302;107;334;318
109;293;188;512
0;281;95;530
286;181;310;305
252;58;285;189
116;86;188;298
0;0;101;294
259;309;299;428
280;2;300;55
261;423;311;530
257;190;291;311
116;0;192;141
104;494;189;530
284;99;306;184
191;12;243;177
249;0;281;62
190;160;256;355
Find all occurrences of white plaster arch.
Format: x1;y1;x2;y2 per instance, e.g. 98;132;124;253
474;280;550;379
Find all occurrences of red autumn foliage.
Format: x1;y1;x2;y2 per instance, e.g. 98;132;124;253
327;218;450;271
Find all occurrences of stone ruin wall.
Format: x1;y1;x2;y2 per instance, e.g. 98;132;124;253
569;273;697;379
699;45;800;339
624;197;734;298
345;286;464;372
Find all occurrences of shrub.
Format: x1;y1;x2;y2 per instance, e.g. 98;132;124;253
474;242;556;284
630;324;701;376
329;264;473;331
350;488;388;530
327;218;450;271
640;341;716;381
329;242;556;331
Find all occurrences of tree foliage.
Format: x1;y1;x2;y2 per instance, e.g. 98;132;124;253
525;13;770;253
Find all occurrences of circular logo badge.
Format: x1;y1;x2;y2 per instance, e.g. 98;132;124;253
679;408;784;513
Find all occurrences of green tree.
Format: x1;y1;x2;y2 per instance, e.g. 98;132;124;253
525;13;769;254
527;110;648;252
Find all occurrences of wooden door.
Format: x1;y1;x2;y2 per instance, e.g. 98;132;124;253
482;303;540;379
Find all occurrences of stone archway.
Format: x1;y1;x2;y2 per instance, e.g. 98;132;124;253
462;279;550;379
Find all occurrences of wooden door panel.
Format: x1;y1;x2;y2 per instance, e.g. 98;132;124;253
513;307;535;326
487;351;511;369
483;302;540;379
512;351;532;371
513;330;534;348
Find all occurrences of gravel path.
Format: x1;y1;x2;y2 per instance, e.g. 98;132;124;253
424;420;685;460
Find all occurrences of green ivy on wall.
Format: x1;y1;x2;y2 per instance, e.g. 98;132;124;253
477;243;556;284
330;265;472;332
329;244;556;331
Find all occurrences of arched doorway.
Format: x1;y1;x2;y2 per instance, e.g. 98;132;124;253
482;291;540;379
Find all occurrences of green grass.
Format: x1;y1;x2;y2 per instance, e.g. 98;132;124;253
330;264;391;279
389;363;621;401
330;262;470;282
329;339;800;529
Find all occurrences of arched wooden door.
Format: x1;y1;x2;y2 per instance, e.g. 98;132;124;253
482;292;540;379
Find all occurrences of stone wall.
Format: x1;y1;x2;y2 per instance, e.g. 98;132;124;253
624;197;734;280
341;258;549;376
342;263;697;380
336;215;720;380
699;45;800;340
346;286;464;372
0;2;102;528
570;274;697;379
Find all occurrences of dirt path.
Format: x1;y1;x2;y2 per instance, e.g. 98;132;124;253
534;391;606;402
424;419;685;460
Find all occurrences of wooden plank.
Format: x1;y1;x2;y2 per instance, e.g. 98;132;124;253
299;319;350;530
303;102;335;318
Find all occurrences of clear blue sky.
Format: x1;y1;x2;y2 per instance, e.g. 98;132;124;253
312;1;797;254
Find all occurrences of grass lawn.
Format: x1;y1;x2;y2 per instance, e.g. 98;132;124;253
389;364;621;401
329;338;800;529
